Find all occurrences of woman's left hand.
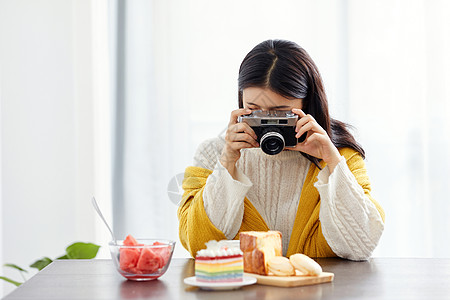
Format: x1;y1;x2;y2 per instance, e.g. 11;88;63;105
291;108;342;172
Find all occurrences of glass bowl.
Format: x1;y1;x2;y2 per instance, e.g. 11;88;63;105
109;239;175;281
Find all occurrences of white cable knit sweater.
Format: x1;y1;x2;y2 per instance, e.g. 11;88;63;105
193;137;384;260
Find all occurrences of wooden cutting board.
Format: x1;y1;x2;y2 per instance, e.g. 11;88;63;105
244;272;334;287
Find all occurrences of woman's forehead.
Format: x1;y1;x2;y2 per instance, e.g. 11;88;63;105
243;87;302;109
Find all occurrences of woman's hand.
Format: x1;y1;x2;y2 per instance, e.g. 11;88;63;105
291;108;342;172
220;109;259;179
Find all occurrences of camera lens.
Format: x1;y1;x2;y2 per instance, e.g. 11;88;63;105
260;131;285;155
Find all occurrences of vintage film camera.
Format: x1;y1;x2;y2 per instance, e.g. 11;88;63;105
238;110;307;155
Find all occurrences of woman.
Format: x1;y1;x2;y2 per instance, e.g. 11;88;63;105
178;39;385;261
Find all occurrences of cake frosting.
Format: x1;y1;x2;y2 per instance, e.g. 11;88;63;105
195;240;244;283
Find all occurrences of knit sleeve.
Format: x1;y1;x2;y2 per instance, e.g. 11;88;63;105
192;137;224;170
178;138;254;257
178;166;227;257
178;164;270;257
314;149;385;261
191;137;252;238
203;160;252;239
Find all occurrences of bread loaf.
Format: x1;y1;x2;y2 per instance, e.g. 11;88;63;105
239;231;282;275
289;253;322;276
267;256;295;276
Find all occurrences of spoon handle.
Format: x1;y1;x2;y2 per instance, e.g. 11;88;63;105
92;197;117;244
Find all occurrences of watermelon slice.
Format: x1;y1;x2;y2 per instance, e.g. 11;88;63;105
123;235;143;246
120;235;143;273
136;248;163;274
119;248;140;273
152;242;172;267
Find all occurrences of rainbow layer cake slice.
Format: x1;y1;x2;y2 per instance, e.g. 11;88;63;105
195;240;243;283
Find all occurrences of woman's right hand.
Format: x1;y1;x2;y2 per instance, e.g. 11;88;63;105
219;108;259;179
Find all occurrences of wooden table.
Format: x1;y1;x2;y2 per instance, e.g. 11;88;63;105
3;258;450;299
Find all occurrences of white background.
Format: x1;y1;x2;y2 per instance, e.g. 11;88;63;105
0;0;113;296
1;0;450;297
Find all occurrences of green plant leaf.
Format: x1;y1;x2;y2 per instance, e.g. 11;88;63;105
56;254;69;260
0;276;22;287
65;242;100;259
3;264;28;273
30;257;53;271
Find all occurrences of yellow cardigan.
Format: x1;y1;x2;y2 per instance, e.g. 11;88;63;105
177;147;385;258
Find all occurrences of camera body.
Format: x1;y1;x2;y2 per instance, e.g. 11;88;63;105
238;110;306;155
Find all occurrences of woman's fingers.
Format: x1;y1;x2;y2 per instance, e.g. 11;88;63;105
221;109;259;168
226;132;259;147
292;108;306;117
221;109;257;176
229;108;252;125
228;141;255;151
296;122;314;139
228;122;258;140
294;114;314;133
292;109;326;138
292;109;310;132
291;108;341;166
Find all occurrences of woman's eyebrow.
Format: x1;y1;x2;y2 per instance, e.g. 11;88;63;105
270;105;291;109
246;102;291;110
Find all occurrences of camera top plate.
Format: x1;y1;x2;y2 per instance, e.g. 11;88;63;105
238;110;298;127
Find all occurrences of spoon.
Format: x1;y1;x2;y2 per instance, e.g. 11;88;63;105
91;197;117;245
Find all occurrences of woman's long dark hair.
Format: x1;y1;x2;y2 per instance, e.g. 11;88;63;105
238;39;365;167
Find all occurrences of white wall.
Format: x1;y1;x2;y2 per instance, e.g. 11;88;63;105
0;0;110;296
0;73;3;297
